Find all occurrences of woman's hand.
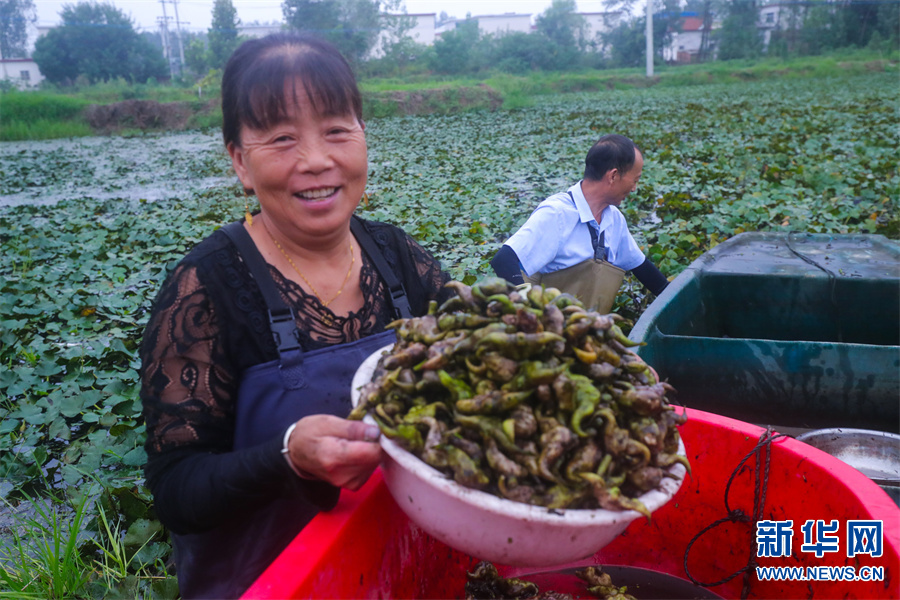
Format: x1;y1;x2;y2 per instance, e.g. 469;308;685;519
286;415;382;490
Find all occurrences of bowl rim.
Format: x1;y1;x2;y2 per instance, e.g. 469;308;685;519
352;343;687;525
795;428;900;444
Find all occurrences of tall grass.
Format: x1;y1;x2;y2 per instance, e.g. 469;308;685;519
0;119;94;141
0;489;178;599
0;492;91;599
0;92;92;141
0;90;88;121
41;77;203;104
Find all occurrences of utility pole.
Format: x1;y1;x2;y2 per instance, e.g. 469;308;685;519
171;0;187;76
159;0;175;79
699;0;712;62
645;0;654;77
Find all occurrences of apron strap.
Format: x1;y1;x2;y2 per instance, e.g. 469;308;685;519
221;221;301;354
588;226;608;261
568;190;608;261
350;216;413;319
221;217;412;385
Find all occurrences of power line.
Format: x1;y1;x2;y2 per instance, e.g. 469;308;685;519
170;0;186;69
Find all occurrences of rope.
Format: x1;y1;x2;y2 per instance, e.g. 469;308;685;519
785;231;843;342
683;428;788;598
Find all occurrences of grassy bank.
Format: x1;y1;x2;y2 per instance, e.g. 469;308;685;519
0;93;94;140
1;48;896;142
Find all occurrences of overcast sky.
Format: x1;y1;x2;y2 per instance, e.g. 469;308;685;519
33;0;625;32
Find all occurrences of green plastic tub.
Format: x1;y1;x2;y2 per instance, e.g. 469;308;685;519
630;232;900;433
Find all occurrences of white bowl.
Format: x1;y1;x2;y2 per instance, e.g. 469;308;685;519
351;344;686;567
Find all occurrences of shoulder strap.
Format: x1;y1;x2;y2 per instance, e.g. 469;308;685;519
350;216;413;319
220;222;300;353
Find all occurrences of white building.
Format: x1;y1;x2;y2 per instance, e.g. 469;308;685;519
757;2;804;48
370;13;436;58
474;13;533;36
437;13;533;37
239;22;284;39
0;22;47;89
580;11;623;54
0;58;44;89
663;16;714;63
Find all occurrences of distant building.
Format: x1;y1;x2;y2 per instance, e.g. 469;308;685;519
757;2;804;48
400;13;437;46
0;58;44;89
662;3;800;63
0;22;48;89
370;13;436;58
239;22;284;39
665;16;701;63
437;13;533;37
580;11;623;55
474;13;533;36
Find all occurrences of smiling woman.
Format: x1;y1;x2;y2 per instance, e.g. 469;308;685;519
137;32;453;599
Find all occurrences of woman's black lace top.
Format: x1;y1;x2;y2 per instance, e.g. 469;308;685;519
140;217;451;533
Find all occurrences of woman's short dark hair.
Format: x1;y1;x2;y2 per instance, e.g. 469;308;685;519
583;134;638;181
221;32;363;148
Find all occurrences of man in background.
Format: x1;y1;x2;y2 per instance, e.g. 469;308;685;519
490;134;668;313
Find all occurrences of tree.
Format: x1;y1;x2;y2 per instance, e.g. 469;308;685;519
32;2;167;84
0;0;35;59
367;10;423;76
427;18;479;74
602;18;646;67
185;35;210;76
488;31;554;74
600;0;680;68
535;0;587;70
716;0;762;60
536;0;586;50
282;0;380;65
208;0;241;70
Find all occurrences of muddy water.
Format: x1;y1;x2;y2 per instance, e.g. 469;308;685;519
0;131;235;207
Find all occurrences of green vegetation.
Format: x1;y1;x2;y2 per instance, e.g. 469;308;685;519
0;486;178;598
1;70;897;597
32;2;167;86
0;0;35;61
283;0;381;66
0;92;93;139
205;0;243;72
2;49;896;141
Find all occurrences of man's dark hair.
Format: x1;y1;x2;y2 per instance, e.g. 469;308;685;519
221;32;362;149
583;134;639;181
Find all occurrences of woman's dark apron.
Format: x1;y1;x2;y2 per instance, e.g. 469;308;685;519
171;219;410;599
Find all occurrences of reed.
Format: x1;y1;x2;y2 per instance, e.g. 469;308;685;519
0;489;177;599
0;492;91;599
0;92;92;141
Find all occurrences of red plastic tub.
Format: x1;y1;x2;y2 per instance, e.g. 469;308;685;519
243;409;900;599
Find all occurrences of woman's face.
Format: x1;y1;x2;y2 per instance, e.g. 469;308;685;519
228;85;367;246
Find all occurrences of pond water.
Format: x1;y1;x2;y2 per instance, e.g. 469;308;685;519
0;131;235;207
0;131;239;557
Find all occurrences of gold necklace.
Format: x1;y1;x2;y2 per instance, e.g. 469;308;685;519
261;221;355;311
